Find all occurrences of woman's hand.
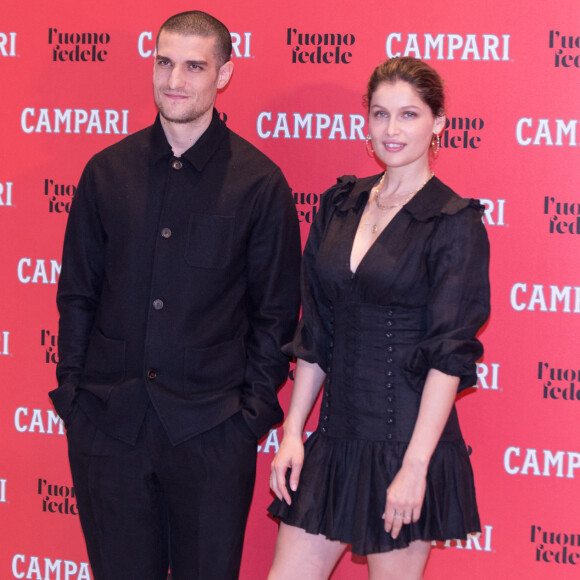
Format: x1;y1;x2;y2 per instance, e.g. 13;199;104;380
383;461;427;539
383;369;460;539
269;359;326;504
270;433;305;505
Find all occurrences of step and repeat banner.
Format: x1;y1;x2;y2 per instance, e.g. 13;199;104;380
1;0;579;578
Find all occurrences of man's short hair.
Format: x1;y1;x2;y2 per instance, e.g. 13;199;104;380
156;11;232;67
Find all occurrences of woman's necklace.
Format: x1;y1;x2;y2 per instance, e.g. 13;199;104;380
374;171;434;211
364;171;434;234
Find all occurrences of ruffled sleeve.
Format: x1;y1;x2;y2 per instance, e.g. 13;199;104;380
282;176;358;369
403;199;490;392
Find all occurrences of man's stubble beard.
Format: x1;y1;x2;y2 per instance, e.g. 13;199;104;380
154;90;209;125
156;103;205;125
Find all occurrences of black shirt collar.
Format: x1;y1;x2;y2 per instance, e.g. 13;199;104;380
148;108;228;171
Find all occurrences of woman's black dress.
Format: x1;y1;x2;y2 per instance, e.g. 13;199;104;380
268;174;491;555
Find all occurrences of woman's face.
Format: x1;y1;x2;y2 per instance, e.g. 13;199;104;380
368;80;445;172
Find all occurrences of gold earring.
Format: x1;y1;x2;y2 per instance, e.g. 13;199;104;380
366;134;374;156
431;134;441;156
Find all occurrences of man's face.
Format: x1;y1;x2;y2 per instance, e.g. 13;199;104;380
153;31;232;127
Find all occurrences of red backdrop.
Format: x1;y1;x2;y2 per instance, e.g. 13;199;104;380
1;0;579;578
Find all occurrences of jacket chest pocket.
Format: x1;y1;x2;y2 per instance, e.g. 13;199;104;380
185;213;235;269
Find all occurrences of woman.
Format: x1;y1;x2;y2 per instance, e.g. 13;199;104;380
268;57;490;579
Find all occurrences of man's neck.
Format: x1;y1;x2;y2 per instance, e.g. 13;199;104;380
160;113;213;157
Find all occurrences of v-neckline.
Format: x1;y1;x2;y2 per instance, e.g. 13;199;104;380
349;203;404;276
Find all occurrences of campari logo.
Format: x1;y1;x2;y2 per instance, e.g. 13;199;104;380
480;198;506;227
510;283;580;313
287;28;355;64
22;108;129;135
531;524;579;565
549;30;580;68
504;446;580;478
476;362;500;391
434;524;494;552
0;32;17;57
1;181;14;207
0;478;6;503
48;27;110;62
12;554;91;580
538;361;580;403
44;178;76;214
17;258;61;285
516;118;578;147
14;407;64;435
543;197;580;235
38;478;78;515
257;111;365;140
0;331;10;357
138;31;253;58
386;33;510;61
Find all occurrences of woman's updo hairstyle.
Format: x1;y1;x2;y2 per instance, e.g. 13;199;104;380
365;57;445;118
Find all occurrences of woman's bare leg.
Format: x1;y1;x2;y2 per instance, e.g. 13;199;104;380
367;540;431;580
268;523;348;580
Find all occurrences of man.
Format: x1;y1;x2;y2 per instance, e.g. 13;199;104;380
50;11;301;580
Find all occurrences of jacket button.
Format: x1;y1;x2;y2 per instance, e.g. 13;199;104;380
153;299;164;310
161;228;172;238
172;159;183;170
147;369;156;380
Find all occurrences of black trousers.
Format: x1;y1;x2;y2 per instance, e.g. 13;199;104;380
67;404;258;580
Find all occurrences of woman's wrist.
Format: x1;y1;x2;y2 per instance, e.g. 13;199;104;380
401;454;430;475
283;419;305;439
